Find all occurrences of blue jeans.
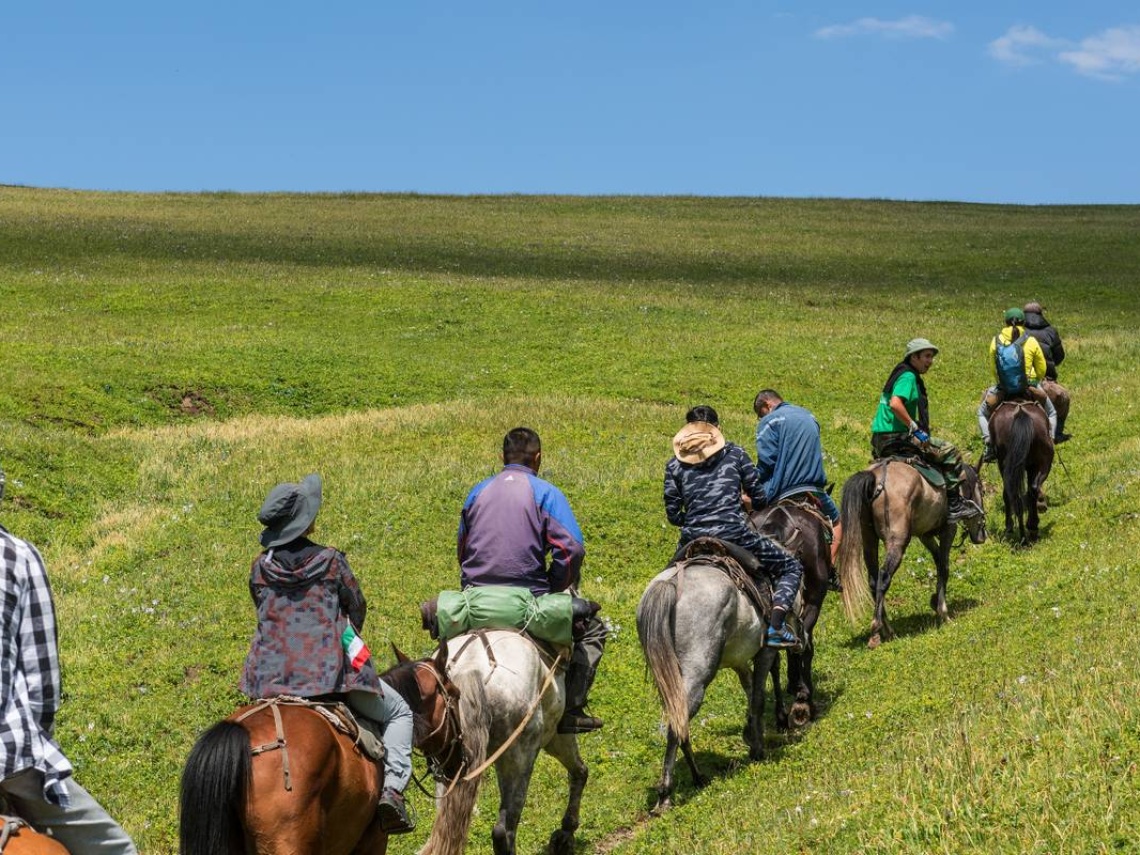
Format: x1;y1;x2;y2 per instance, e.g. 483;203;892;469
348;680;413;792
0;768;136;854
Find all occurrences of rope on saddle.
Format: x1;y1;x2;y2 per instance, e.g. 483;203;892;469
0;815;29;852
448;629;566;783
676;549;772;621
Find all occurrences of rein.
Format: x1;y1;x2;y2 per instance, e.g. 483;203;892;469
411;660;466;797
448;630;565;783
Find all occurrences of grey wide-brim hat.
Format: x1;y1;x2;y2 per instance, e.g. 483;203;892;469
903;337;940;359
258;473;322;548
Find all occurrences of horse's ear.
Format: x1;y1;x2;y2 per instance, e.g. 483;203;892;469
391;642;411;663
433;640;449;673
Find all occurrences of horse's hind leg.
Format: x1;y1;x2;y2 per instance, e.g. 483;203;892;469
491;743;540;855
652;729;682;814
869;541;905;648
544;735;588;855
920;531;952;623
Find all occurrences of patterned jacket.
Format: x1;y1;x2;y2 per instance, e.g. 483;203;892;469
664;443;766;541
0;526;73;806
239;539;380;699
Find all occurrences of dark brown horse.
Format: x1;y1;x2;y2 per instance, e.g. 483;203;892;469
837;460;987;648
749;499;831;728
0;817;69;854
179;647;462;855
990;400;1054;545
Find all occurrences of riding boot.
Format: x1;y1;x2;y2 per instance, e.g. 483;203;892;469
946;488;971;522
558;661;603;734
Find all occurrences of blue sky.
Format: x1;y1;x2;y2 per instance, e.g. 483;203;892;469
3;2;1138;203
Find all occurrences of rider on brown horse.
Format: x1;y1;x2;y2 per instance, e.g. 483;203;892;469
752;389;843;592
870;338;982;523
977;307;1058;463
1023;300;1072;443
240;474;416;834
664;406;804;648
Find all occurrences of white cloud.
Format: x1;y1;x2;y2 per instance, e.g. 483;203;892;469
989;23;1140;81
987;25;1066;67
814;15;954;41
1058;25;1140;81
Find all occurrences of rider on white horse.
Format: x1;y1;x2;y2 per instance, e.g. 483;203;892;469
458;428;607;734
663;406;804;649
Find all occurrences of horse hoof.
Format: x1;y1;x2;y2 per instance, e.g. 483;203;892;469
748;746;766;762
548;829;574;855
650;798;672;816
694;773;711;788
867;634;882;650
790;702;811;728
774;712;790;732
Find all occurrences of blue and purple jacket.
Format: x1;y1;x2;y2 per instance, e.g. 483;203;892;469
458;464;585;596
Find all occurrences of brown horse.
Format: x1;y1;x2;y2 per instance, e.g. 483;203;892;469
179;648;462;855
749;499;831;728
836;460;987;648
990;400;1054;545
0;817;68;855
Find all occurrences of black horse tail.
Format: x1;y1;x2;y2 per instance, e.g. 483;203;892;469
836;471;876;624
179;720;250;855
1002;409;1033;523
636;577;690;742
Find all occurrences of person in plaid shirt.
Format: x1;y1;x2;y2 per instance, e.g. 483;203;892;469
0;469;137;852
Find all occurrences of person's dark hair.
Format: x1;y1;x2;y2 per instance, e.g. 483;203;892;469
503;427;542;466
685;405;719;425
752;389;782;417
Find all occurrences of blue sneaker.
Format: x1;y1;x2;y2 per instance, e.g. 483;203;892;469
766;625;800;649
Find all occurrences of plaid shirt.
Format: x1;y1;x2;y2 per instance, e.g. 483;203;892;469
0;526;73;806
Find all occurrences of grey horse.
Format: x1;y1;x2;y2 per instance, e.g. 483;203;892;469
637;557;780;814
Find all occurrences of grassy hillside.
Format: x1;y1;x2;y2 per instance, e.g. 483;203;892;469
1;187;1138;853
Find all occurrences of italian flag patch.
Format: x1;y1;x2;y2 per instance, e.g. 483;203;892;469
341;625;371;671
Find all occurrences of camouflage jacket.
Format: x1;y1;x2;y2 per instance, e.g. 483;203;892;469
239;538;381;699
664;443;766;541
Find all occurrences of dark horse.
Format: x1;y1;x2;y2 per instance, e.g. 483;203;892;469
837;460;987;648
990;400;1054;545
749;499;831;728
179;647;462;855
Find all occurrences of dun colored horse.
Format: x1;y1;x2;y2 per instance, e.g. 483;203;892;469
990;400;1054;545
0;817;68;854
179;647;462;855
637;555;779;814
749;499;832;728
421;630;587;855
837;460;987;648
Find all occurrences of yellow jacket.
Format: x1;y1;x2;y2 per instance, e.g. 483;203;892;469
989;325;1047;386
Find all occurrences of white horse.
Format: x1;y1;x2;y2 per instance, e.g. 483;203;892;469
421;630;587;855
637;556;779;814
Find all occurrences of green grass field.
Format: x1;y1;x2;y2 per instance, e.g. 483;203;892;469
2;186;1139;854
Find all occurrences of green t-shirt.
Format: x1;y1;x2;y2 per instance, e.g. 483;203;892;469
871;370;920;433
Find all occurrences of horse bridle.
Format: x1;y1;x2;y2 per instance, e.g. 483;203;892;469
410;661;466;797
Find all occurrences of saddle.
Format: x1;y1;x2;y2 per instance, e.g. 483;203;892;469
876;454;946;489
675;537;773;621
237;696;387;766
